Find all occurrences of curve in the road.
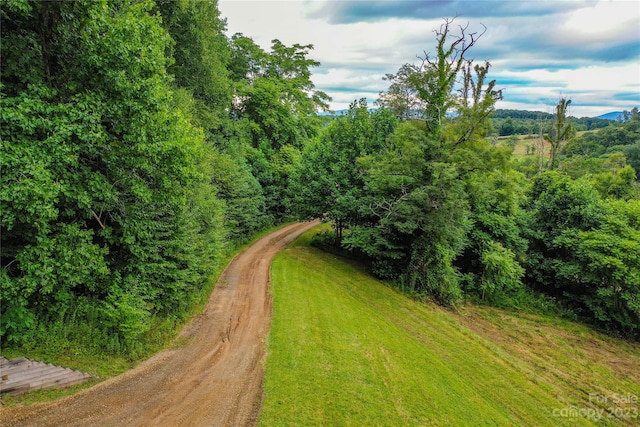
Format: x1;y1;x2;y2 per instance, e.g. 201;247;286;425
1;221;320;427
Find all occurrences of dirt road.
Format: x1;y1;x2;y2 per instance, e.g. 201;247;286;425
1;221;319;427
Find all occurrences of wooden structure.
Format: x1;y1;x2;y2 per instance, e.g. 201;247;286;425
0;357;92;395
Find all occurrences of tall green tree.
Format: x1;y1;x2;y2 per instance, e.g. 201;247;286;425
229;34;329;148
1;0;225;350
344;19;507;303
154;0;270;238
347;120;470;299
155;0;231;114
415;20;488;141
228;34;329;219
524;173;640;338
546;97;575;170
292;99;397;241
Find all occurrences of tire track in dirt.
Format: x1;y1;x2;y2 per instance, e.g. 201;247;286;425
1;221;320;427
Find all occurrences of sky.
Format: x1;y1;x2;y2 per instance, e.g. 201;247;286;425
218;0;640;117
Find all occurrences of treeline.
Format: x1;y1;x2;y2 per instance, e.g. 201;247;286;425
293;22;640;339
1;0;327;355
560;113;640;178
517;108;640;183
492;109;613;136
492;109;554;120
2;0;638;359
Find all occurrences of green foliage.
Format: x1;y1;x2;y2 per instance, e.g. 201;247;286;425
208;148;268;238
229;34;329;135
591;157;637;199
155;0;231;112
1;0;226;352
455;152;528;303
478;241;525;301
342;120;471;302
558;111;640;182
292;99;397;239
228;34;329;219
1;0;331;355
623;142;640;177
524;173;640;338
1;86;114;343
558;151;638;200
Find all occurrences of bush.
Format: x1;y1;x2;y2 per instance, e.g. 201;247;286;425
524;172;640;339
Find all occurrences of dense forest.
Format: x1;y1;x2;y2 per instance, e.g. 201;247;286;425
1;0;328;354
2;0;639;358
490;109;613;136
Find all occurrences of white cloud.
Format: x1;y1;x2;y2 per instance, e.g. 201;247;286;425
494;62;640;116
219;0;640;117
564;1;639;36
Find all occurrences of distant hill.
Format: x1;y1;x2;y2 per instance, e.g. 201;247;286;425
595;111;624;121
319;108;375;116
321;108;623;123
490;109;613;135
492;109;554;120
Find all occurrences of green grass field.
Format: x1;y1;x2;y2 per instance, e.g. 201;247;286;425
260;227;640;426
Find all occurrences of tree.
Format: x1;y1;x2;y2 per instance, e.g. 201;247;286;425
292;99;397;241
227;34;330;220
453;146;527;303
347;19;507;303
155;0;231;113
622;142;640;178
1;0;226;351
590;153;637;199
415;19;487;141
229;34;330;135
500;118;516;136
346;120;470;300
376;64;426;121
154;0;234;149
546;97;575;170
524;173;640;338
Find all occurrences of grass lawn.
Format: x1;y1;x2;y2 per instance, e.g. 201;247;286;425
260;227;640;426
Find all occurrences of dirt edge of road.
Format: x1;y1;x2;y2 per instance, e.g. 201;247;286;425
1;220;320;427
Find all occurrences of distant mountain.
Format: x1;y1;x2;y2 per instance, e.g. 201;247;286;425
595;111;623;121
320;108;626;122
317;109;348;116
318;108;375;116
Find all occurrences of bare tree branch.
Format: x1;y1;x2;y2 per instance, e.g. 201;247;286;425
91;209;106;230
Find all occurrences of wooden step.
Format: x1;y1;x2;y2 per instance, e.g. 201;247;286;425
2;365;61;385
0;357;35;376
1;358;56;375
0;356;28;368
0;357;92;395
30;370;91;391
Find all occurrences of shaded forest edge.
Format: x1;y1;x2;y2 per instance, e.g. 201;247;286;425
1;0;639;377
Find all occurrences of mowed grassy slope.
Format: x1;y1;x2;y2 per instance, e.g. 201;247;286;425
260;228;640;426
